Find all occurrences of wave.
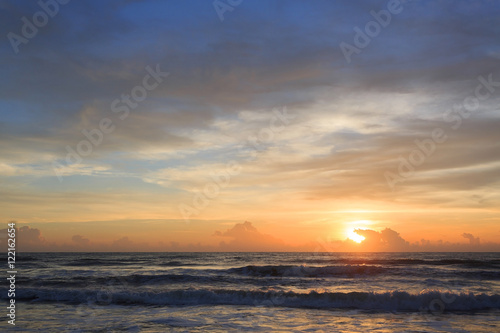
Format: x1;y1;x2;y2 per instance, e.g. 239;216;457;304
65;258;152;267
58;259;203;267
19;274;244;288
227;265;388;277
299;258;500;268
17;255;500;270
18;273;318;289
8;288;500;311
18;267;500;290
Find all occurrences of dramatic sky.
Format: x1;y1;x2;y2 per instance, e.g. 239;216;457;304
1;0;500;251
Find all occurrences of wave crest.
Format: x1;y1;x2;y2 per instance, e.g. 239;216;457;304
9;288;500;311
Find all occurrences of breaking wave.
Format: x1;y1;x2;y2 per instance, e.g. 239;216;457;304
8;288;500;311
227;265;388;277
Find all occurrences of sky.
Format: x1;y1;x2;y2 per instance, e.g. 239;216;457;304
1;0;500;251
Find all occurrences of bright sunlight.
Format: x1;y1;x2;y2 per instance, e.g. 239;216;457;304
347;229;366;243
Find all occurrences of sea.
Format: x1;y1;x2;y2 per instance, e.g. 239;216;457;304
2;252;500;332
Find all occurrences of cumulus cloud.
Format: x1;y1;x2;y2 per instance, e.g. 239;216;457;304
353;228;410;251
17;226;46;245
462;233;480;246
0;225;49;251
213;221;288;251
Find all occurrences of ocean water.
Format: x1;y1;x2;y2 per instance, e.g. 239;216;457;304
3;252;500;332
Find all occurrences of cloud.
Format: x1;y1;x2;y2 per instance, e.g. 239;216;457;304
1;0;500;228
317;228;500;252
462;232;480;245
17;226;46;244
0;224;152;252
350;228;410;251
213;221;289;251
0;225;49;251
72;234;90;246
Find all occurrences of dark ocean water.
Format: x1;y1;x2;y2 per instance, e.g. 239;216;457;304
2;252;500;332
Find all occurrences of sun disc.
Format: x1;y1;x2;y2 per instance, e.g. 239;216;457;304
347;229;366;243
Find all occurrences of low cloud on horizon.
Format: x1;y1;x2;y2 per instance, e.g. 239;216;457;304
2;221;499;252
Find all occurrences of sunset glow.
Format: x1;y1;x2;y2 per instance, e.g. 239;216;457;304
347;229;366;244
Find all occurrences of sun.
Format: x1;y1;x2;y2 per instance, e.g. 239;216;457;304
347;229;366;243
343;220;373;243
